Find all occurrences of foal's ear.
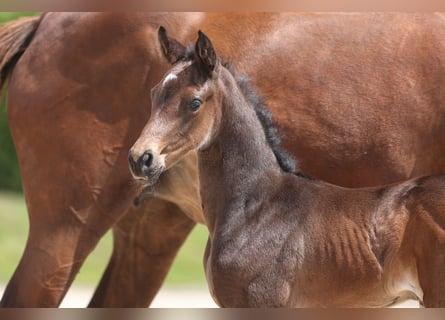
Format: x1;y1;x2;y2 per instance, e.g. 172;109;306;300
158;26;186;64
195;30;217;74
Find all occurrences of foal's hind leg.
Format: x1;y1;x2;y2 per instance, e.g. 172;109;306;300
414;228;445;307
88;197;195;307
414;227;445;307
406;185;445;307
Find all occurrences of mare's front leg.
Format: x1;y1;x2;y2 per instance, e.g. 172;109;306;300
88;154;203;307
88;196;196;307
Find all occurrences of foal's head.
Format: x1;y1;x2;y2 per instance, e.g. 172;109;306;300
129;27;223;185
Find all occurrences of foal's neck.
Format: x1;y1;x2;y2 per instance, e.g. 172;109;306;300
198;68;284;233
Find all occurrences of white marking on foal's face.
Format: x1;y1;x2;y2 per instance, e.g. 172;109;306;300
161;61;193;87
162;73;177;86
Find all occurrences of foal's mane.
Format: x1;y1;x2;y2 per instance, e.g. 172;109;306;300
222;62;298;174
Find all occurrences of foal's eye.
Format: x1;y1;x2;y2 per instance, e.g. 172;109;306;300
189;99;203;112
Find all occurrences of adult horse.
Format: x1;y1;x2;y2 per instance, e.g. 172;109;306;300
0;12;444;307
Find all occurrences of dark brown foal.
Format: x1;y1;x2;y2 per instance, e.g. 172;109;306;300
130;28;445;307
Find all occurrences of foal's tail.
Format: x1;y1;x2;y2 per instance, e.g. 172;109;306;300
0;14;42;92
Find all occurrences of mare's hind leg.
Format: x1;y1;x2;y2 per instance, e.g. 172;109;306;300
89;197;195;307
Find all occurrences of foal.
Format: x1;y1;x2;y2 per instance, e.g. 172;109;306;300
129;27;445;307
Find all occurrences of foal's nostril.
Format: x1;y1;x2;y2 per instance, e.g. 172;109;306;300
142;152;153;166
128;150;137;174
140;151;154;175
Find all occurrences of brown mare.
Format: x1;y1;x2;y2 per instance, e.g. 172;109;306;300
1;13;445;307
130;28;445;307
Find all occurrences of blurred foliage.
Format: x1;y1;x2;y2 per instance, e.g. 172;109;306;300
0;12;38;191
0;92;21;191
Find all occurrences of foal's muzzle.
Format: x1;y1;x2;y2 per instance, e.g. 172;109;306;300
128;150;163;185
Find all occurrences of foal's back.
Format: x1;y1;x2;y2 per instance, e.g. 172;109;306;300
260;173;445;307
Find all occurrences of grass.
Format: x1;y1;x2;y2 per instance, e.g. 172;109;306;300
0;12;38;24
0;191;209;288
0;192;28;280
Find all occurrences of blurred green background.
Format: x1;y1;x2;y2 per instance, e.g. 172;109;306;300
0;12;208;290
